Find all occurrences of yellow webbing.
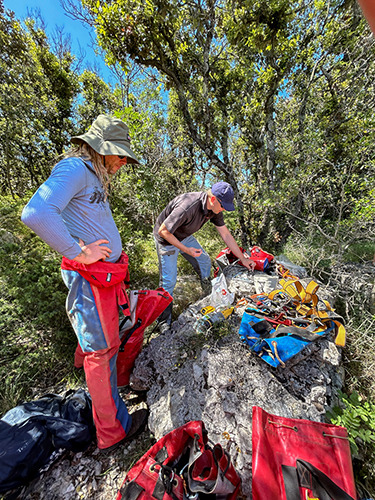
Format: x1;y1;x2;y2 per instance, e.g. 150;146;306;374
267;278;346;346
269;279;319;306
332;321;346;347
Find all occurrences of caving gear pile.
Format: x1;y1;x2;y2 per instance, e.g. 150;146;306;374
238;277;346;368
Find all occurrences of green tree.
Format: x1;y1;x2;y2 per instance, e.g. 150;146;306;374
272;0;375;258
0;5;128;198
111;75;194;233
69;0;252;242
75;69;120;131
75;0;374;253
0;7;80;196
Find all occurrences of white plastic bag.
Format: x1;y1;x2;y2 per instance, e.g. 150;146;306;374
210;273;235;308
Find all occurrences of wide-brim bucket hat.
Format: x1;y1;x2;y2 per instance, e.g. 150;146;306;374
71;114;140;164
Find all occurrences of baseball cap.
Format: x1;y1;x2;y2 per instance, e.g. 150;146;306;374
211;181;235;211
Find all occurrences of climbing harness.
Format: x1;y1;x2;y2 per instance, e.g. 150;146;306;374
238;278;346;368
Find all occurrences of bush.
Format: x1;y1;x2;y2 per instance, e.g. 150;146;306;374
0;196;75;415
327;390;375;496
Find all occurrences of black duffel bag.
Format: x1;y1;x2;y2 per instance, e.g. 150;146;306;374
0;388;95;492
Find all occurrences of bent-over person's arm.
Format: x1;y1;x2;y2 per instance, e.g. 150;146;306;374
215;224;256;271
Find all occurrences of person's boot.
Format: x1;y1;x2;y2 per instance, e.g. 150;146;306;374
99;408;148;454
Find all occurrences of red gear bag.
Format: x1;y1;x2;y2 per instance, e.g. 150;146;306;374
214;246;274;277
117;420;241;499
249;246;274;271
252;406;357;500
117;288;172;387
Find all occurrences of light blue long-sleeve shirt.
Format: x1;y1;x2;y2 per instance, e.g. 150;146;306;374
21;157;122;262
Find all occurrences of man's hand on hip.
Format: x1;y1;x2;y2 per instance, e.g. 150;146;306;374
74;239;112;264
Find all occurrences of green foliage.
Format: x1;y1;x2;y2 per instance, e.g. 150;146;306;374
327;390;375;492
76;69;120;130
281;232;333;275
327;390;375;456
83;0;373;253
0;9;81;196
0;195;75;415
282;224;375;282
0;6;125;199
107;74;201;239
343;242;375;263
2;1;374;263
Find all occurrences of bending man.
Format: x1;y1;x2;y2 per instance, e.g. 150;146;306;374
21;115;147;452
154;181;255;332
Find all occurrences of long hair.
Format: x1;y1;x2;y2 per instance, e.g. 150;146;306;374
59;143;111;199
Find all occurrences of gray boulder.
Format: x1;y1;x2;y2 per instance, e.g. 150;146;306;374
130;266;344;499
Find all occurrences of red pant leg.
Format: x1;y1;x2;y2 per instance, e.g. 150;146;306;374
62;269;131;449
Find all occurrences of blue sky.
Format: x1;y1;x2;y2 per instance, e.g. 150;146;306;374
4;0;113;83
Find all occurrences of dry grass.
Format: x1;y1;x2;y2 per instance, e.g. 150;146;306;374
343;314;375;398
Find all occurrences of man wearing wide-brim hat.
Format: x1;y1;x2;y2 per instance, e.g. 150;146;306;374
22;115;148;452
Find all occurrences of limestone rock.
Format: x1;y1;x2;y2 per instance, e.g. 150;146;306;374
131;266;344;498
17;261;371;500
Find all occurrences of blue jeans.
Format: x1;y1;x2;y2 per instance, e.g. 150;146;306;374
155;235;212;325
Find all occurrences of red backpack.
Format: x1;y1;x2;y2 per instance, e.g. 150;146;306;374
214;246;275;276
117;420;241;499
117;288;172;386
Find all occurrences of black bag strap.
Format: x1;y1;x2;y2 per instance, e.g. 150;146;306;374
119;318;142;352
282;459;356;500
150;463;180;500
119;480;144;500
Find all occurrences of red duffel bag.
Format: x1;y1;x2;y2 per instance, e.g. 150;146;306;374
117;288;172;387
249;246;274;271
252;406;357;500
214;246;275;276
117;420;241;499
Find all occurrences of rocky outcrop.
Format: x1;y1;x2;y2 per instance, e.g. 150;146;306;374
12;260;374;500
130;265;345;499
